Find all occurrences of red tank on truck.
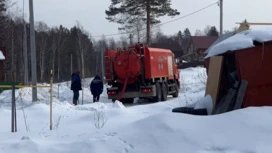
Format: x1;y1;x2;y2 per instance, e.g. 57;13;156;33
104;43;181;103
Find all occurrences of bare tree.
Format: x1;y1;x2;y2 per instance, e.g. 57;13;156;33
92;109;107;129
108;38;116;50
195;29;204;36
35;21;49;82
203;25;211;36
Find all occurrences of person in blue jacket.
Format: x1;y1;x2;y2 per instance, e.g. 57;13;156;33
90;75;103;102
71;71;82;105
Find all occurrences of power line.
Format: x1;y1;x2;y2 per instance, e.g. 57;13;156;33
92;1;219;38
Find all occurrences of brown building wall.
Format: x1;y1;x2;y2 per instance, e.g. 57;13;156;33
236;41;272;107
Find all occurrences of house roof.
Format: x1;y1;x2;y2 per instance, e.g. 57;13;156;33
150;42;182;52
205;32;235;53
205;29;272;58
150;42;183;57
191;36;219;49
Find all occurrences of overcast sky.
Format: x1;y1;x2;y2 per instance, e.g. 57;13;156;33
10;0;272;39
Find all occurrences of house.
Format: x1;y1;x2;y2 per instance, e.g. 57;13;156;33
183;36;218;62
204;29;272;113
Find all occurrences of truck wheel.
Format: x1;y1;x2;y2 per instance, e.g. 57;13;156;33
153;81;161;102
172;83;179;98
161;82;167;101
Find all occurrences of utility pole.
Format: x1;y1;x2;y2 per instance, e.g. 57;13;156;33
23;0;29;85
220;0;223;36
100;48;105;82
129;34;133;46
29;0;38;101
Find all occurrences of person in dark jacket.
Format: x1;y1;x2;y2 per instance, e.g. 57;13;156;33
71;71;82;105
90;75;103;102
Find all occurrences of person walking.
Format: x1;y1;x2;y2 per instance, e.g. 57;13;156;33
90;75;103;102
70;71;82;105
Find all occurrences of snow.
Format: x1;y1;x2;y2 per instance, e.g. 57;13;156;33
205;28;272;58
194;95;213;115
0;67;272;153
0;50;5;60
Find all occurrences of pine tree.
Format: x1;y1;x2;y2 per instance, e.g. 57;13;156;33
105;0;180;45
177;30;182;40
207;26;219;36
183;28;191;38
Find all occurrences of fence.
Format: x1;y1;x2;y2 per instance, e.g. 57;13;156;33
0;70;54;132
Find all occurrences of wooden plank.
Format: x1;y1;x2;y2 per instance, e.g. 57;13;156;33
233;80;248;110
212;82;239;115
217;82;239;114
205;56;224;106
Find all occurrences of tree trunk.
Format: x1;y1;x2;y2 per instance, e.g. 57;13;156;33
146;0;151;45
39;48;44;82
52;37;56;78
137;22;140;43
76;31;84;78
57;54;60;81
11;27;14;72
23;21;29;84
81;51;85;78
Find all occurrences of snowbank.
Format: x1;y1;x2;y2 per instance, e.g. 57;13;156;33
1;106;272;153
205;28;272;58
8;67;271;153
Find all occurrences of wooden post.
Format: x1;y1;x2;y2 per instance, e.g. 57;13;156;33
50;70;53;130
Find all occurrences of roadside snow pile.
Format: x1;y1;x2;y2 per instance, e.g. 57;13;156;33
0;67;271;153
1;105;272;153
205;28;272;58
194;95;213;115
180;67;207;93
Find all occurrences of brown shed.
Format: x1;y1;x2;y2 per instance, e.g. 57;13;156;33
235;41;272;107
204;29;272;110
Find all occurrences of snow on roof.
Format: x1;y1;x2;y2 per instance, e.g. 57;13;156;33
205;28;272;58
205;31;235;54
0;50;5;60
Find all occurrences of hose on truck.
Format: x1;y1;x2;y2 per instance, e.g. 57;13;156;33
116;77;128;101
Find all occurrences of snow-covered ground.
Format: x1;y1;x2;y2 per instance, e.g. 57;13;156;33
0;67;272;153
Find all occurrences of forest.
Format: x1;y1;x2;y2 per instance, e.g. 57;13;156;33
0;0;225;84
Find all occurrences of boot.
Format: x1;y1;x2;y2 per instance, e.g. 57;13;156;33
73;99;77;105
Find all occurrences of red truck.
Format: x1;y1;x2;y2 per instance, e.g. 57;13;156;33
104;43;180;103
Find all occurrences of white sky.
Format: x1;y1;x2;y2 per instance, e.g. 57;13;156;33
10;0;272;39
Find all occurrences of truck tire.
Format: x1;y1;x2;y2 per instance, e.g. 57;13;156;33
161;82;167;101
153;81;161;102
172;82;179;98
